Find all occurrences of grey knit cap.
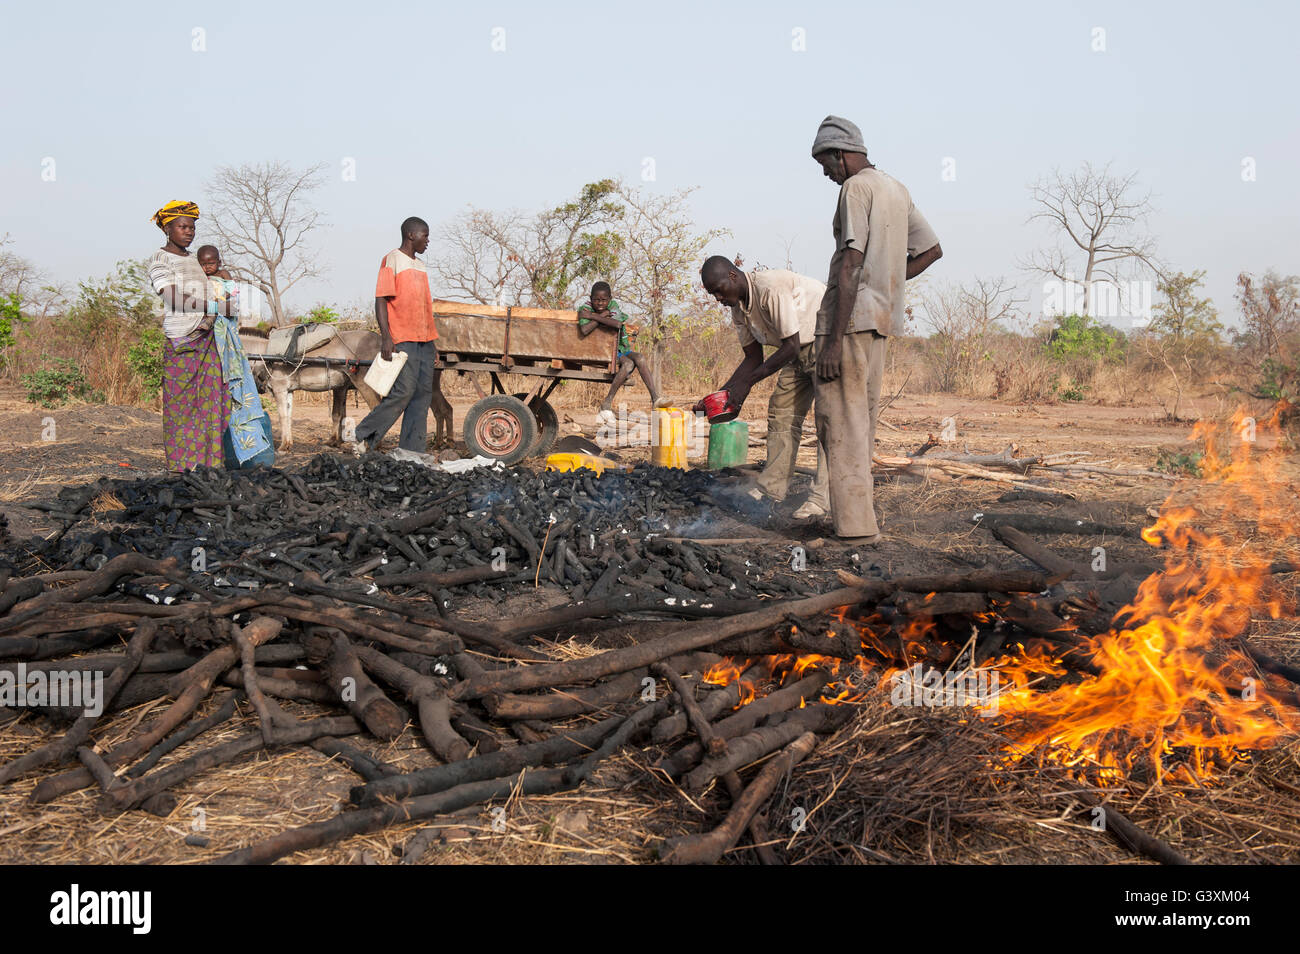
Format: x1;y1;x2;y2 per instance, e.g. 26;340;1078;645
811;115;867;158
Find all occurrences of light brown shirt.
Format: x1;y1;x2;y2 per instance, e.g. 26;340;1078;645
732;269;826;349
816;167;939;337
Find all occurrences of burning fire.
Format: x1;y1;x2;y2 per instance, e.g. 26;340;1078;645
995;408;1299;782
704;408;1300;784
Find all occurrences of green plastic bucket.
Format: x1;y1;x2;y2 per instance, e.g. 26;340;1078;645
707;419;749;470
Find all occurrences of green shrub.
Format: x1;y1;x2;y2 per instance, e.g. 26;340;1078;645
22;358;103;408
0;293;25;359
1155;447;1203;477
65;260;156;336
1256;356;1299;404
304;304;340;325
1055;380;1088;402
1044;314;1125;363
127;327;167;401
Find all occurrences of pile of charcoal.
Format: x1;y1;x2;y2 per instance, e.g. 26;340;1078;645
7;454;821;609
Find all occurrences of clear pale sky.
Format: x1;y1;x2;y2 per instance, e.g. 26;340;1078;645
1;0;1296;328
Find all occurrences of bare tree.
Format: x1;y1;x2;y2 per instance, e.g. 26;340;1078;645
204;161;327;326
919;277;1025;393
964;276;1025;329
429;180;726;375
0;234;37;300
1023;162;1160;315
1235;270;1300;409
432;209;529;305
1235;270;1300;362
431;181;623;308
0;234;66;316
607;180;729;360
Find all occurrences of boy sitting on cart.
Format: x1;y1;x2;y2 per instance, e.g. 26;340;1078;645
576;281;663;422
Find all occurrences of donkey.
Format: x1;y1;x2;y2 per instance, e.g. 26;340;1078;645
238;328;454;450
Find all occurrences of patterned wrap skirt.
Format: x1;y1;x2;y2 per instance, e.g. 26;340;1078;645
163;328;231;472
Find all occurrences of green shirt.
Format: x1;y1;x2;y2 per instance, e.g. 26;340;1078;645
577;298;631;353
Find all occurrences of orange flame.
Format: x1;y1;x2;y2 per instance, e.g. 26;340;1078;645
994;407;1299;782
701;406;1298;785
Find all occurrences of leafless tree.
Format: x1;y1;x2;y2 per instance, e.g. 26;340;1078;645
607;180;729;359
964;276;1025;329
0;234;66;316
431;181;623;309
204;161;327;326
1233;271;1300;411
429;180;726;373
919;277;1025;393
431;208;530;305
0;234;36;299
1023;162;1160;315
1235;270;1300;362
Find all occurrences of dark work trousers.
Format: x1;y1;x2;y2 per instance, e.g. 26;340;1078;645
356;340;437;452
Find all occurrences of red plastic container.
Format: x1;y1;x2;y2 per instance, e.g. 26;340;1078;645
702;389;739;423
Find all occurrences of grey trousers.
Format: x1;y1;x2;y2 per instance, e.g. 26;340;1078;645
356;340;437;452
814;331;886;538
757;341;829;508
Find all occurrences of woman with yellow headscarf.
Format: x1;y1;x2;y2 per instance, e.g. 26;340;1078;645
146;200;240;472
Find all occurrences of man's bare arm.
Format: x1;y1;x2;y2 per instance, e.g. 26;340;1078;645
375;297;394;360
906;243;942;280
741;336;799;387
726;335;800;409
578;309;623;337
721;341;766;393
832;248;864;339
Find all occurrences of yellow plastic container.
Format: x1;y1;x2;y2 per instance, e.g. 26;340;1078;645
651;407;688;469
545;452;622;475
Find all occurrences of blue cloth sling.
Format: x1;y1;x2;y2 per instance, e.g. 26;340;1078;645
212;312;275;468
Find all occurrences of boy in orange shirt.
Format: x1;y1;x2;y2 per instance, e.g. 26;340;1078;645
354;217;439;453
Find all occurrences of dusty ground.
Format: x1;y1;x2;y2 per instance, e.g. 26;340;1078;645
1;384;1296;865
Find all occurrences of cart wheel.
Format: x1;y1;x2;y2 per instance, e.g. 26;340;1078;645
464;395;537;466
512;393;559;458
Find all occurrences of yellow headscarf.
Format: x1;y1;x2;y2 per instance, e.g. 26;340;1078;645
152;200;200;228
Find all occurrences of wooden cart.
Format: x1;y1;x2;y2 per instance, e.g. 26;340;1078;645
431;300;620;465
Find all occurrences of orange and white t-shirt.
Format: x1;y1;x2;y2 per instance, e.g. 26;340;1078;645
375;249;437;343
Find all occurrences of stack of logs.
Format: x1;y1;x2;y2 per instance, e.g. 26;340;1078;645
4;458;1296;864
0;542;1082;863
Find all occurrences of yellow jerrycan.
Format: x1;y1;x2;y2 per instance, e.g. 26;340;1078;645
651;407;688;469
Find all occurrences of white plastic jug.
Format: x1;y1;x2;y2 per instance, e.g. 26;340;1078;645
363;351;409;398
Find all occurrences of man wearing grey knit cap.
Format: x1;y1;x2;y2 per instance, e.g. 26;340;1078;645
810;115;943;544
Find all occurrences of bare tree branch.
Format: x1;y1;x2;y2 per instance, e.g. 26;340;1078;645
204;161;328;325
607;180;729;357
919;277;1026;393
0;234;67;315
1021;161;1161;317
